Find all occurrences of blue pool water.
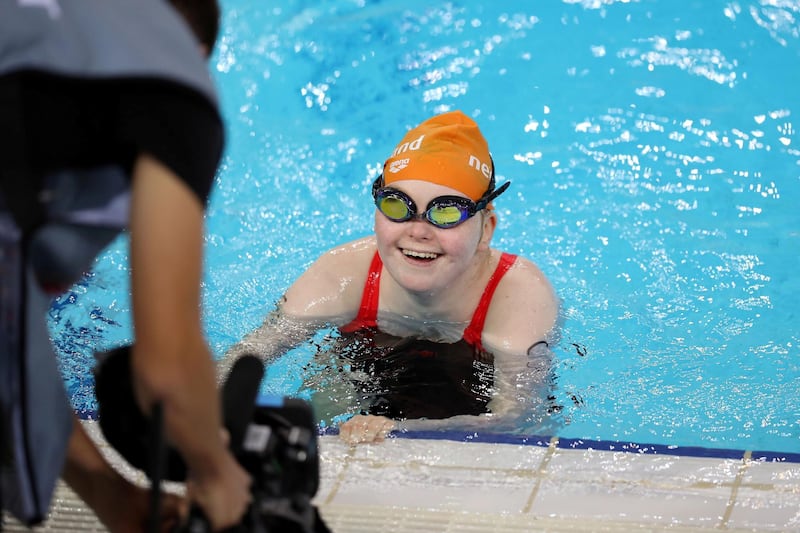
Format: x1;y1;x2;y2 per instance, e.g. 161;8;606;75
52;0;799;455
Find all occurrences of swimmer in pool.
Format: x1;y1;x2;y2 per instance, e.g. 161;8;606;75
221;110;559;444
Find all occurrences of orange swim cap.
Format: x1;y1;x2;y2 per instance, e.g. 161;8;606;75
382;110;494;201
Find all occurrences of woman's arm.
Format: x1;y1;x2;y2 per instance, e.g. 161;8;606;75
217;308;322;380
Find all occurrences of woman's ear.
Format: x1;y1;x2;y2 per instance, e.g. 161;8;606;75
478;210;497;250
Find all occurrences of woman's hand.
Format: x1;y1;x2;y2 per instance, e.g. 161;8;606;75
338;414;396;444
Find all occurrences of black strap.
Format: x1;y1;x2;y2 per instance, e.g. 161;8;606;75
147;404;166;533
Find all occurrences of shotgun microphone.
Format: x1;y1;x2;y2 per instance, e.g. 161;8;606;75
222;354;265;455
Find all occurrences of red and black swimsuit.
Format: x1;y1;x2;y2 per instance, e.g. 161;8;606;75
337;251;517;420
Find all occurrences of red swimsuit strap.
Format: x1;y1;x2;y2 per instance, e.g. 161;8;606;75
462;252;518;351
339;251;383;332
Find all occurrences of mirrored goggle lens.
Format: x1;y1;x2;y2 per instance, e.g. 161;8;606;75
427;204;469;227
376;195;412;221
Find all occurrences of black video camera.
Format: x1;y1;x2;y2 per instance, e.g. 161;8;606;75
94;348;329;533
187;398;323;532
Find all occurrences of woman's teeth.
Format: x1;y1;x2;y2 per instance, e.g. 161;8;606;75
403;249;438;260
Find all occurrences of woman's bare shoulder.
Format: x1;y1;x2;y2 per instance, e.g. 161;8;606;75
281;236;377;319
482;252;560;353
508;254;553;286
322;235;377;265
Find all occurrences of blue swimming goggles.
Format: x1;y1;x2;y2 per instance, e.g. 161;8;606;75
371;173;511;229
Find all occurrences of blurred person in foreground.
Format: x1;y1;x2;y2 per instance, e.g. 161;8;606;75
222;110;560;445
0;0;251;530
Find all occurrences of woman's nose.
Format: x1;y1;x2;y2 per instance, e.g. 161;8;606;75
405;215;434;238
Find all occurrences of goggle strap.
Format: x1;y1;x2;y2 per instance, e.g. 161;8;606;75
371;174;385;197
475;180;511;211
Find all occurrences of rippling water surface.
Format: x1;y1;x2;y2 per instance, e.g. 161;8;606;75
52;0;800;453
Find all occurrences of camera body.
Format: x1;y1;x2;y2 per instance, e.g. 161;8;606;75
232;397;321;532
177;397;322;533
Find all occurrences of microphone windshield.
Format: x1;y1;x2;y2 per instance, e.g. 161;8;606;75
222;354;265;455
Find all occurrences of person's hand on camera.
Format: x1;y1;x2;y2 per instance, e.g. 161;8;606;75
185;448;252;531
339;414;396;444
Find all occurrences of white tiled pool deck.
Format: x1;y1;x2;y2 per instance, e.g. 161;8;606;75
4;421;799;532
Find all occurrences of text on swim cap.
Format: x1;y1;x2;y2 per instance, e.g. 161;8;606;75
392;134;425;156
469;155;492;179
392;133;491;179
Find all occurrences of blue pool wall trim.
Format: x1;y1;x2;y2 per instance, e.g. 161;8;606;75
392;429;800;464
77;409;800;464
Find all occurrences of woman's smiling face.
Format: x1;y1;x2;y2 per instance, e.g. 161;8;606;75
374;180;495;295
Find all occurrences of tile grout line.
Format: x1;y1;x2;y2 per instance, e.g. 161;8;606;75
521;436;559;514
718;450;752;529
321;445;357;506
